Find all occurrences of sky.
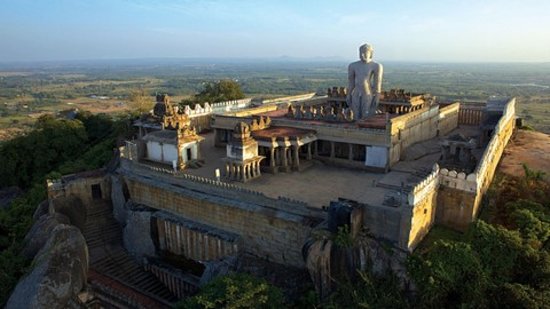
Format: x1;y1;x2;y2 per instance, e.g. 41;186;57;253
1;0;549;62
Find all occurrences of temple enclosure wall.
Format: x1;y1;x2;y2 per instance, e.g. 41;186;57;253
122;174;321;268
436;98;516;230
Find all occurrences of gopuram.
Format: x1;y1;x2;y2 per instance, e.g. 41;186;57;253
41;43;517;306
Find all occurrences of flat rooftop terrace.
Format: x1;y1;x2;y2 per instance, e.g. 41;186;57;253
183;125;483;208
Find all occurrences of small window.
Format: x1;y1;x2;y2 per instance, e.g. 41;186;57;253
91;184;102;200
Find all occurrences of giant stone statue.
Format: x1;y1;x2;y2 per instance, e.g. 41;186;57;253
346;43;383;119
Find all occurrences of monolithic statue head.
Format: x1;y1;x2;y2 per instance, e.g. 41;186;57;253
359;43;373;63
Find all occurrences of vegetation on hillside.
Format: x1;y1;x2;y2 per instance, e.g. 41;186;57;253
408;167;550;308
178;273;284;309
0;112;133;305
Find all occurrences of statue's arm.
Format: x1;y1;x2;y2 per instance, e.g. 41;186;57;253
347;64;355;95
374;63;383;94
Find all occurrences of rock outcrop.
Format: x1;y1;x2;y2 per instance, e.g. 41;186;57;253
32;200;50;220
304;233;412;299
21;213;71;260
7;224;89;309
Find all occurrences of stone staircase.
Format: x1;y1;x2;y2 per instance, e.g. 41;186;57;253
83;201;177;307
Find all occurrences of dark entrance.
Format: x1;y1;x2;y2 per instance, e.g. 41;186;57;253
186;148;192;161
91;184;102;200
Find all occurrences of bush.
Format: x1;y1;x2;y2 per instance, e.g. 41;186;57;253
408;240;488;307
178;273;284;309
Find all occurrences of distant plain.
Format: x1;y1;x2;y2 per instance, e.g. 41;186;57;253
1;60;549;141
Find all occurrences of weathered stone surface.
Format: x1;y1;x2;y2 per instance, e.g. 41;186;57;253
21;213;71;260
199;256;238;286
123;206;156;260
51;196;87;231
32;200;50;220
7;224;89;309
111;175;128;225
305;234;412;299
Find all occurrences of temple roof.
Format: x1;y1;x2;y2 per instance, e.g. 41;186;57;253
251;126;316;141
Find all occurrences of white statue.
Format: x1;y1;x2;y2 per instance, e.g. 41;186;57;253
346;43;383;119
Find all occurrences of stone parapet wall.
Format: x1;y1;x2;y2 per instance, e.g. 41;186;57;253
475;98;515;188
210;98;253;113
439;169;478;193
261;93;317;105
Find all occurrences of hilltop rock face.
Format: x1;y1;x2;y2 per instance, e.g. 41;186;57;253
32;200;50;220
51;196;87;231
305;234;412;299
21;212;71;260
7;224;89;309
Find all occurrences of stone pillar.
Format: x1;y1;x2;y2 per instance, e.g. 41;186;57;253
282;147;288;167
270;147;276;168
348;144;353;161
307;143;312;160
293;145;300;169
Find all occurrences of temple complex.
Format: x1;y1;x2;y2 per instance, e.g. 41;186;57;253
42;45;518;306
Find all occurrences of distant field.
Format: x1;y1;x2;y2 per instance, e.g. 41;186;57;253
1;60;549;141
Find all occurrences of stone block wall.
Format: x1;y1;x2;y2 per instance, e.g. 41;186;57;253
438;102;460;136
153;211;241;262
403;164;440;250
389;105;439;165
48;171;111;207
123;175;318;268
458;103;485;125
363;205;403;243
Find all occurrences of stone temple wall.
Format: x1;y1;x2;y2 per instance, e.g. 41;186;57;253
438;103;460;136
47;171;111;207
389;105;440;166
403;164;440;250
123;174;322;268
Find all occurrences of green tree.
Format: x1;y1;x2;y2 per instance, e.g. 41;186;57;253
408;240;488;307
195;80;245;104
128;89;153;114
178;273;284;309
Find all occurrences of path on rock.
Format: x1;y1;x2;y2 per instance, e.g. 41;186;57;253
499;129;550;180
